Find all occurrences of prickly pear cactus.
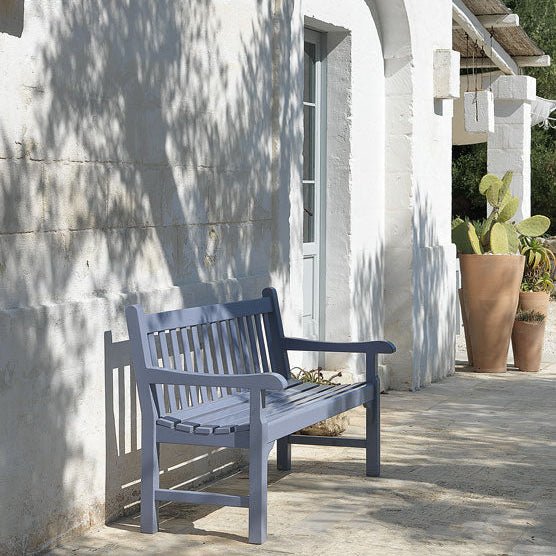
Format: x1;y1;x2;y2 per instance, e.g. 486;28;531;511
516;215;550;237
498;196;519;222
452;171;551;256
490;222;509;254
452;218;474;254
468;224;483;254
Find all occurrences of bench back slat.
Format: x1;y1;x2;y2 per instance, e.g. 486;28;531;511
147;332;165;414
246;315;261;373
178;327;197;406
254;314;270;373
262;288;291;380
201;323;219;400
219;320;236;390
210;321;227;398
158;330;178;413
169;329;188;405
237;317;252;373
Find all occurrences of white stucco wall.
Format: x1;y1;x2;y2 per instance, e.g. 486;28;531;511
0;1;302;552
380;0;457;390
302;0;387;380
299;0;457;390
407;0;457;390
0;0;458;550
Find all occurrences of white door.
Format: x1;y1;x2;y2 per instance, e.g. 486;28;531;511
302;30;325;349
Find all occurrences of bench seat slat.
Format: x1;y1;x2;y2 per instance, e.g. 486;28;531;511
174;421;201;433
266;384;359;417
159;392;249;424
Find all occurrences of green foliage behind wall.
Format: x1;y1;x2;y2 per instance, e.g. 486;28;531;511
452;0;556;234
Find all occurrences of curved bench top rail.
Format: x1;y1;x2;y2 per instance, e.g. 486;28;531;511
143;297;274;333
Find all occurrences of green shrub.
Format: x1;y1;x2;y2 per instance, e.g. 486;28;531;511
453;1;556;235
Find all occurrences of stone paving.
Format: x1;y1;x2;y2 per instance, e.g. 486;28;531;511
50;361;556;556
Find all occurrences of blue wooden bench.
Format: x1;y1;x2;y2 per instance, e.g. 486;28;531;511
126;287;395;544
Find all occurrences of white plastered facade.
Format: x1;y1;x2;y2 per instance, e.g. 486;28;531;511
0;1;457;552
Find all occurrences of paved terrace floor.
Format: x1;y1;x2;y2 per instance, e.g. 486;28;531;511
51;364;556;556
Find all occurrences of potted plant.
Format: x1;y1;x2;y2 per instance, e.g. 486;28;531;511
512;309;546;372
452;171;550;373
290;367;349;436
518;236;555;316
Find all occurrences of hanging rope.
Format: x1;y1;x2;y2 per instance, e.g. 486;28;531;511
472;40;479;122
466;34;470;94
488;28;494;92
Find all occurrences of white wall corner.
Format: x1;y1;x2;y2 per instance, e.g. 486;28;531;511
433;49;460;99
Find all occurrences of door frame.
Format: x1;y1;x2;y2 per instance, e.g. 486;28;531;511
303;28;327;345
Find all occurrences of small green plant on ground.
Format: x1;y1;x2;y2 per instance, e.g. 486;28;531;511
290;367;343;385
515;309;546;323
452;171;551;255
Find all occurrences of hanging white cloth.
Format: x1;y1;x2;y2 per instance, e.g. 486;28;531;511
531;96;556;128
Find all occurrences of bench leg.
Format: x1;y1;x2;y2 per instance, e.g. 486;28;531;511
365;381;380;477
141;429;160;533
277;436;291;471
248;442;272;544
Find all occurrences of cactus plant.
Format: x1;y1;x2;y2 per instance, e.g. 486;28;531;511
519;236;555;293
452;171;551;255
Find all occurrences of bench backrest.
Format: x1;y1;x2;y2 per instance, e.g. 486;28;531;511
126;287;290;418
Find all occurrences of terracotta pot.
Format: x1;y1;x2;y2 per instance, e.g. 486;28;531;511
512;320;546;372
298;412;349;436
459;254;525;373
518;291;550;317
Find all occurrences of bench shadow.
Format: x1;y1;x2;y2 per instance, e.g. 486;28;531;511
106;460;293;545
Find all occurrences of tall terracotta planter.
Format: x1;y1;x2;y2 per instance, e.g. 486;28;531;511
459;254;525;373
458;288;473;366
512;321;546;372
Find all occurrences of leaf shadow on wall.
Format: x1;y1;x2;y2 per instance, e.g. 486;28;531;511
0;0;301;550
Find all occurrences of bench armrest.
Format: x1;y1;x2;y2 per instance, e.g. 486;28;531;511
144;367;288;391
283;337;396;355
